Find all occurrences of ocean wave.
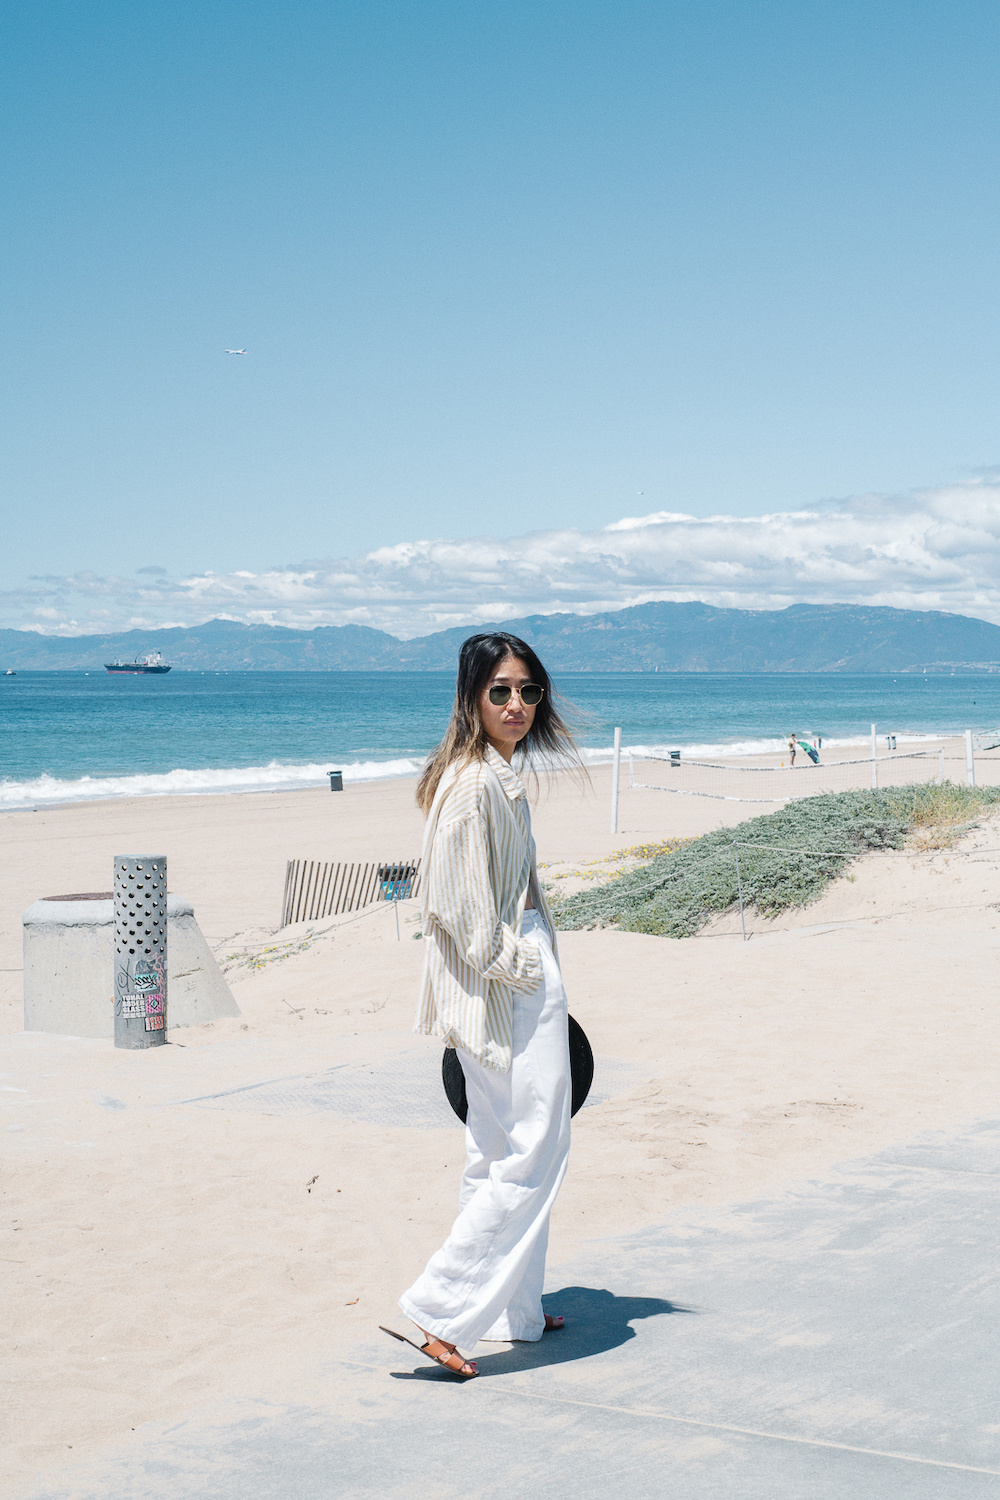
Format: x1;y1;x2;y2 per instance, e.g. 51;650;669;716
0;730;962;807
0;757;423;808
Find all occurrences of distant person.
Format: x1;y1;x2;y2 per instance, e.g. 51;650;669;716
382;632;583;1379
788;735;797;766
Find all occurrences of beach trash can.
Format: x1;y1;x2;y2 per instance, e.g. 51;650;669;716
670;750;681;768
328;770;344;791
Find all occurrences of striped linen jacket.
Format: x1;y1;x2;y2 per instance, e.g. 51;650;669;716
414;744;558;1074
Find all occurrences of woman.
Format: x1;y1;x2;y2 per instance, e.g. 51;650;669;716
381;632;582;1379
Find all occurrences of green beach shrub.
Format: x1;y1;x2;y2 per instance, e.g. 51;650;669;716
552;782;1000;939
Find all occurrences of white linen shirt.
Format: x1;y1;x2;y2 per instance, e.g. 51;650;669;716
414;744;557;1074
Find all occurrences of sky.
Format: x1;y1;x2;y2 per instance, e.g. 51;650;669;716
3;1;1000;636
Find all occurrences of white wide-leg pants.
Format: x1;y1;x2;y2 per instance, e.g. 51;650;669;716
399;911;571;1348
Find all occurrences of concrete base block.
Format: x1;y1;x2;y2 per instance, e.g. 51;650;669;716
22;894;241;1037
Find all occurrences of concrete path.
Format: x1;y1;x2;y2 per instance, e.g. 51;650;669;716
27;1120;1000;1498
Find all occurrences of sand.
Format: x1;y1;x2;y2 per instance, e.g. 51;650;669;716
4;754;1000;1494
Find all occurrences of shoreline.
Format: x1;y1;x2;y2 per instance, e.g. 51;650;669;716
0;730;965;810
5;744;998;996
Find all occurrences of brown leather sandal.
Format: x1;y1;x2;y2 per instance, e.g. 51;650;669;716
544;1314;565;1330
380;1325;479;1378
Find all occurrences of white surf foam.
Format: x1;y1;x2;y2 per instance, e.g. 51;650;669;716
0;757;423;809
0;731;961;808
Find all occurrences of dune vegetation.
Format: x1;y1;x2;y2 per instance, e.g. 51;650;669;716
551;782;1000;938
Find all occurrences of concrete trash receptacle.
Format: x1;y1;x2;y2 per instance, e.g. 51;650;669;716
23;892;241;1037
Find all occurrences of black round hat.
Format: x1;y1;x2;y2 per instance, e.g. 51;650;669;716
441;1014;594;1123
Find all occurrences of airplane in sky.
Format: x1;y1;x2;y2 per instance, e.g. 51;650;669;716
225;348;247;355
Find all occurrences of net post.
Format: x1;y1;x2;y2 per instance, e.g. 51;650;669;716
610;726;622;834
733;840;747;942
939;746;945;783
966;729;976;787
871;724;877;789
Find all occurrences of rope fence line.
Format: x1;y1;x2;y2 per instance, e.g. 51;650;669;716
641;749;944;772
591;728;1000;925
604;726;1000;831
627;763;940;805
735;839;1000;857
621;732;994;804
632;785;795;803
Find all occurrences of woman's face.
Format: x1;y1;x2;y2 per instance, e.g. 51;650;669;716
479;655;537;762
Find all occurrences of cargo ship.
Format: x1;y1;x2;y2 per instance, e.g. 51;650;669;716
104;651;172;675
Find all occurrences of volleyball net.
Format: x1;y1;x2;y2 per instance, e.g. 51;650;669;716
626;733;1000;805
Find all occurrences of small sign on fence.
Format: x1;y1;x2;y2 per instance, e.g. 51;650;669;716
380;862;419;939
379;863;418;901
280;858;422;927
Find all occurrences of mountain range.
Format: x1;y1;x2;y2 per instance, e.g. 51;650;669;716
3;602;1000;673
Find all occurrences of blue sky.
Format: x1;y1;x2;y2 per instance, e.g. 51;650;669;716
4;1;1000;632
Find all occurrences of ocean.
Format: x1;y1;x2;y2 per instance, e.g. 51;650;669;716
2;669;1000;809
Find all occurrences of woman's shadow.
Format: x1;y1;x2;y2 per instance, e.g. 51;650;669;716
389;1285;691;1381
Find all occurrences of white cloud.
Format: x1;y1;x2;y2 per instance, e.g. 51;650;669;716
5;475;1000;637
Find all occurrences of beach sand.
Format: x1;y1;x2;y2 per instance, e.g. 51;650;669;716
4;754;1000;1493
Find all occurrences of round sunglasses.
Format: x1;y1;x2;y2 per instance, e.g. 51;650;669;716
487;683;545;706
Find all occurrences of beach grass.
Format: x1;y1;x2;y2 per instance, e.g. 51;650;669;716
551;781;1000;938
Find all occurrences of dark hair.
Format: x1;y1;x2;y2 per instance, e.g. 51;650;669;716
416;632;582;812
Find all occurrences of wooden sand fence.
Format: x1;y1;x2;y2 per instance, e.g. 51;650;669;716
280;859;422;927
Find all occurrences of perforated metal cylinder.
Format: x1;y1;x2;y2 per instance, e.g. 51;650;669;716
113;856;167;1049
